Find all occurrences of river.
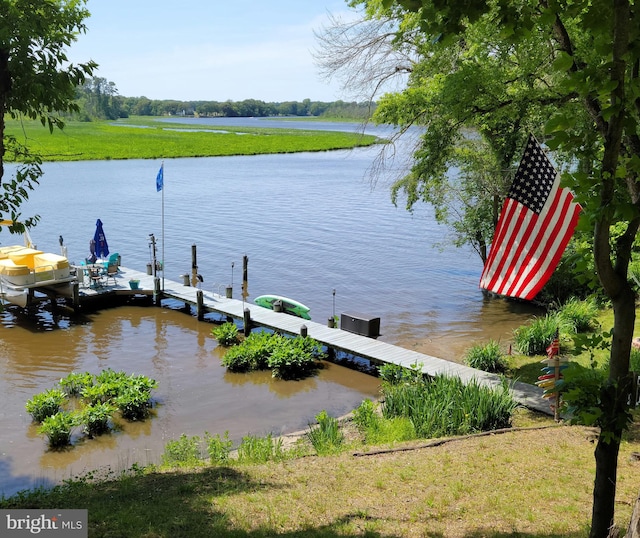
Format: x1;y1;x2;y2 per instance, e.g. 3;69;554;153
0;119;540;497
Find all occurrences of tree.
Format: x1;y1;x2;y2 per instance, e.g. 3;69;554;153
0;0;96;229
371;0;639;535
318;6;563;263
77;77;122;120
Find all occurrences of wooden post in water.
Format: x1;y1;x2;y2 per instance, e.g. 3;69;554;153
196;290;204;320
243;307;251;336
300;325;308;337
154;277;161;306
191;244;198;287
72;282;80;312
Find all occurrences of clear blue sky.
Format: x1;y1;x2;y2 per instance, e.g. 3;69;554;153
67;1;360;102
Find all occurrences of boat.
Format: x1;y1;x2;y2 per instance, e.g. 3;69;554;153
254;294;311;320
0;246;74;289
0;220;74;299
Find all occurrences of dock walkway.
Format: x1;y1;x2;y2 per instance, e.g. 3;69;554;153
58;266;551;415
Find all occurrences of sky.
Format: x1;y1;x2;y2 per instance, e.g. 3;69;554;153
66;1;362;103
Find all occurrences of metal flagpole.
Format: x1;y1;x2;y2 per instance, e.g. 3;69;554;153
161;161;165;291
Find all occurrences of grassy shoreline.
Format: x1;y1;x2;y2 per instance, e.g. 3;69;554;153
2;417;640;536
4;116;380;162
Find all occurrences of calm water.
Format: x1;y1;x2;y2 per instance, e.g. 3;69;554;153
0;120;540;497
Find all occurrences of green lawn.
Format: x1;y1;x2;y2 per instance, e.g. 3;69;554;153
4;116;381;162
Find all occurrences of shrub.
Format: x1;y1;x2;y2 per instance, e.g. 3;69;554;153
237;433;285;464
464;340;508;373
26;389;67;423
306;410;344;455
221;331;276;371
162;434;203;467
513;313;564;356
26;369;157;450
211;322;240;346
38;411;76;448
559;363;610;425
205;431;233;465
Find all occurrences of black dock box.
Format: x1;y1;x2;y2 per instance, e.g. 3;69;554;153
340;312;381;338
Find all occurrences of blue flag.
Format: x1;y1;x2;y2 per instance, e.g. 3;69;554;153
156;164;164;192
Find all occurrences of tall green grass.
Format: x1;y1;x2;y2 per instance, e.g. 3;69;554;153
513;313;564;356
513;298;600;356
464;340;508;373
306;411;344;455
382;375;518;438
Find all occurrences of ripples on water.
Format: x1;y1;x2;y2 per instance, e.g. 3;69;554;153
0;120;541;496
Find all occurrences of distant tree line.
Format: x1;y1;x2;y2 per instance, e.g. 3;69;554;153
74;77;375;121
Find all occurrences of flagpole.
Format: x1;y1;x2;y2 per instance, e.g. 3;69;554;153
161;161;165;291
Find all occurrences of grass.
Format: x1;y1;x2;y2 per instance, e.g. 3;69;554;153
507;301;629;385
3;418;640;536
4;116;380;162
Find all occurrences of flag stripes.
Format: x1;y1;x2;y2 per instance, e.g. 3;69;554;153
479;135;582;300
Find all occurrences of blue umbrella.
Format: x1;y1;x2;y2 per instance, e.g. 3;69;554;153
93;219;109;259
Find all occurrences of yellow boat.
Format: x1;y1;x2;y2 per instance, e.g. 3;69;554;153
0;246;73;290
0;221;74;297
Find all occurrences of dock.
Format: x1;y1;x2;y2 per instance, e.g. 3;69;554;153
35;265;550;415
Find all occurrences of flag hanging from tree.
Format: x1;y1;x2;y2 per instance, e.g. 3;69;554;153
479;134;582;300
156;163;164;192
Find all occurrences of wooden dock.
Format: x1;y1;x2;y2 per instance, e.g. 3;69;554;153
38;265;551;415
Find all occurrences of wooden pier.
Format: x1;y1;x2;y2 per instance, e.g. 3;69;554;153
36;265;551;415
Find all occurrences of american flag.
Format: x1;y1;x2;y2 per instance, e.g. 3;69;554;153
479;135;582;300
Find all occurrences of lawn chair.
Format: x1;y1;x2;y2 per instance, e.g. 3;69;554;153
104;253;119;285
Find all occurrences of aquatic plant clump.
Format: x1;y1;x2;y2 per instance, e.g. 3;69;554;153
25;369;158;449
221;331;325;379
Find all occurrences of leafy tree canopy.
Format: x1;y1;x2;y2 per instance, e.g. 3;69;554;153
0;0;96;228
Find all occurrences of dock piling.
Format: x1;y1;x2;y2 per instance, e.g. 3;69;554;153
243;307;252;336
196;290;204;320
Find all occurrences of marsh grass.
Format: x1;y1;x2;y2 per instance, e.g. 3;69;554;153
306;410;344;455
382;375;518;437
464;339;508;373
513;312;565;355
236;433;287;464
4;117;379;162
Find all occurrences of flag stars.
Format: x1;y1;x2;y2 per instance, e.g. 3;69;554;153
508;138;557;214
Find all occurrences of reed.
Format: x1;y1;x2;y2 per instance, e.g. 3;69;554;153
382;375;518;438
306;411;344;455
513;312;565;355
464;339;508;373
236;433;285;464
